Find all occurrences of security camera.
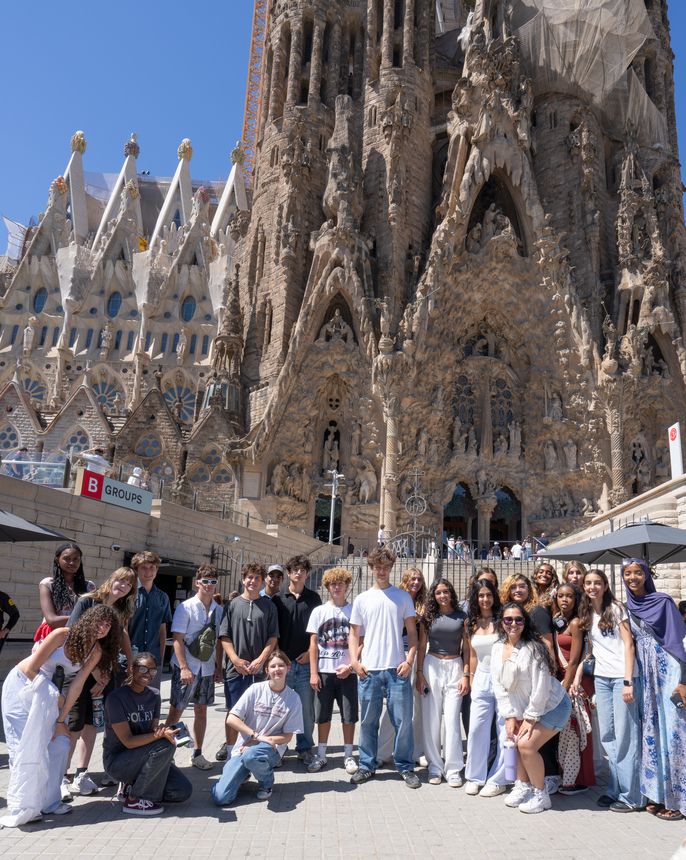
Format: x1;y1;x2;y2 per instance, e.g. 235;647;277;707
111;543;122;552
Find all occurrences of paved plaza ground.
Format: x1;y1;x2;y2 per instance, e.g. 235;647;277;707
0;674;683;860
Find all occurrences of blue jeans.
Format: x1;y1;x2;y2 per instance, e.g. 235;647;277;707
594;676;643;808
358;669;414;773
211;742;281;805
287;662;315;752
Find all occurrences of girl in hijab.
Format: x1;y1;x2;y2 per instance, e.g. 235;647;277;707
623;558;686;821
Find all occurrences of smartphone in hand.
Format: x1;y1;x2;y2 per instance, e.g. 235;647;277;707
170;721;192;746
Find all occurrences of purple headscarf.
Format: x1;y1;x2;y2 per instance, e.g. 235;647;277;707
622;558;686;666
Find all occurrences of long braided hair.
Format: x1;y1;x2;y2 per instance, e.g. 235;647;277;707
51;542;88;613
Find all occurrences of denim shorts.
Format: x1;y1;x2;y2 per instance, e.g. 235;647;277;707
538;694;572;731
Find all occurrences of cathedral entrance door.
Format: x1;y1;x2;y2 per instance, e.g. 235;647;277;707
490;487;521;546
314;495;342;544
443;483;476;548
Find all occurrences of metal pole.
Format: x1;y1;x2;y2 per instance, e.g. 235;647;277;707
325;469;344;545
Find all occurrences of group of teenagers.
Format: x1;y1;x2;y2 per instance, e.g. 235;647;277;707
1;542;685;826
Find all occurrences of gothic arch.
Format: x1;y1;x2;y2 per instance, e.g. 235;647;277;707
89;364;125;411
466;173;528;256
61;426;91;455
314;294;357;345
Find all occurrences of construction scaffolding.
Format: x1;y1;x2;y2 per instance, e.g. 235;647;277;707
241;0;271;190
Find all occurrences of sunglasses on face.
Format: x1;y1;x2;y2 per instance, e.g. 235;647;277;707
199;578;218;586
134;666;156;675
502;617;525;626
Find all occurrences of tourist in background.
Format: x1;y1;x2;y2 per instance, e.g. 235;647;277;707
0;590;20;655
492;603;571;814
578;569;642;812
623;558;686;821
464;578;506;797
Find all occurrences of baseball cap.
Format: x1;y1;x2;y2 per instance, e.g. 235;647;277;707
267;563;285;575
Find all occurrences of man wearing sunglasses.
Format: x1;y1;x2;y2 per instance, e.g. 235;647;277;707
166;565;223;770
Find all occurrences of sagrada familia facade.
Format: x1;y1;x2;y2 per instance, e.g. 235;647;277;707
1;0;684;550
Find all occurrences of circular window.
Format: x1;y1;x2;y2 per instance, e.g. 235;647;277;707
134;433;163;458
32;288;48;314
107;292;122;319
0;424;19;450
65;428;90;453
180;296;196;322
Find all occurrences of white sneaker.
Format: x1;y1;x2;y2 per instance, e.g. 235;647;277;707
344;756;359;775
544;775;561;796
60;778;73;802
428;774;442;785
464;781;481;796
504;780;534;808
447;774;463;788
306;755;328;773
71;772;98;795
190;753;213;770
256;788;272;801
519;787;552;814
44;802;72;816
480;783;506;798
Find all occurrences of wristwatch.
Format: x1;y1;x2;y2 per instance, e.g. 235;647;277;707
251;730;259;739
623;680;633;687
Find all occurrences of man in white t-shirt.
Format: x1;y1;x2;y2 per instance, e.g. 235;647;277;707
306;566;358;775
211;650;303;806
511;540;523;560
165;565;222;770
348;546;420;788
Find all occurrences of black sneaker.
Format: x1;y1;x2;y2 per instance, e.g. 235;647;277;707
596;794;615;807
401;771;421;789
215;743;228;762
350;769;375;785
559;784;588;796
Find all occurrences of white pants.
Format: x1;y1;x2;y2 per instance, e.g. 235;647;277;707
464;664;507;786
421;654;464;778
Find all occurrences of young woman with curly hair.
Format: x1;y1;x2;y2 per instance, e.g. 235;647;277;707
464;579;507;796
492;603;570;814
532;563;560;609
579;569;642;813
36;543;95;641
1;605;121;827
416;578;470;786
63;567;137;797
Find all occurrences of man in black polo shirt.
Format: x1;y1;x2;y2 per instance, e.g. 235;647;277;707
272;555;321;766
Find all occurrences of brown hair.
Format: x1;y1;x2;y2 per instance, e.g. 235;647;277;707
242;562;266;580
266;648;291;668
399;567;427;617
578;569;621;634
322;566;353;590
367;545;396;567
89;567;137;624
64;604;121;676
563;560;588;582
285;554;311;573
130;550;161;570
499;573;537;613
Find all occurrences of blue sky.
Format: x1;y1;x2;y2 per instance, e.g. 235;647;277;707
1;1;684;250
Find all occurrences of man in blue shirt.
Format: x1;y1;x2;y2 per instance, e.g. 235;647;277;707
128;551;172;691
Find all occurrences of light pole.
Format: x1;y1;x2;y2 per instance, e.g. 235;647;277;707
324;469;345;545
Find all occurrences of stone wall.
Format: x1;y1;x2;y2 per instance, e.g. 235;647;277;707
0;474;325;640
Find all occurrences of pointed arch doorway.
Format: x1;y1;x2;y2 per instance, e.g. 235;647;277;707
443;483;476;546
490;486;522;544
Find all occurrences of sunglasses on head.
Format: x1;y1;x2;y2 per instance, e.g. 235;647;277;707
502;617;525;626
198;578;218;586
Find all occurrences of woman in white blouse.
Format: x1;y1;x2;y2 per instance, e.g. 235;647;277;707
491;602;571;814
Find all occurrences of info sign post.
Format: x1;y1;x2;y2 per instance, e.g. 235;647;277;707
75;468;153;515
668;422;684;480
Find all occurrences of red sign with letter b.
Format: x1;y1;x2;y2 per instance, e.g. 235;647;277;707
80;470;104;500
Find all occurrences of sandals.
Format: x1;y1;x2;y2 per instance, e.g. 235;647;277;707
646;802;664;816
655;808;684;822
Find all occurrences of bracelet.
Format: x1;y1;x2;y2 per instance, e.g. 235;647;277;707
56;720;65;724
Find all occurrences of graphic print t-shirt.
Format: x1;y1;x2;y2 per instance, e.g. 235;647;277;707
103;686;160;756
306;603;353;673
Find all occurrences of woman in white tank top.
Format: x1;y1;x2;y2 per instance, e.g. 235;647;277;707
464;578;507;796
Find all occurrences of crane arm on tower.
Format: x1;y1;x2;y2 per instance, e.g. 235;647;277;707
241;0;271;191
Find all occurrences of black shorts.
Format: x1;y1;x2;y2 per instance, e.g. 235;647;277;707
66;670;117;731
314;672;358;724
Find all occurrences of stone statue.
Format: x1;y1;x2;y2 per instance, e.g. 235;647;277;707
548;392;563;421
655;442;670;480
495;434;508;456
466;223;482;254
508;420;522;460
351;420;362;457
271;462;288;496
323;425;340;472
318;308;353;345
100;321;113;358
466;427;478;457
563;439;577;471
357;459;377;504
635;459;651;493
417;428;428;458
176;328;188;365
543;440;558;472
22;317;37;356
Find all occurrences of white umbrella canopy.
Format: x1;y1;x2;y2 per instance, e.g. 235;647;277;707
537;521;686;567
